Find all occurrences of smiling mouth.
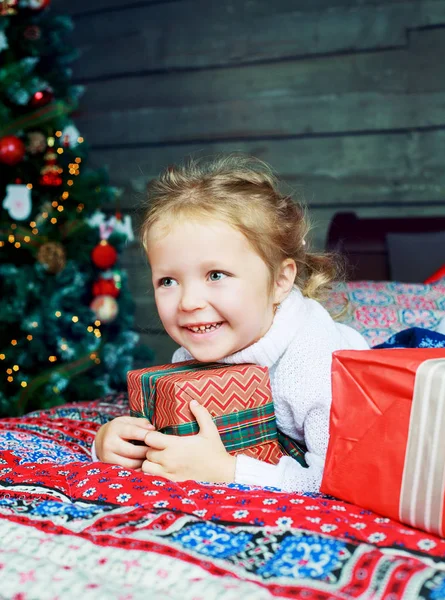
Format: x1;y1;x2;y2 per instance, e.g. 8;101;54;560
185;322;223;333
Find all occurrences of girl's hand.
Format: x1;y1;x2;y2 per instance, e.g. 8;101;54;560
142;400;236;483
94;416;155;469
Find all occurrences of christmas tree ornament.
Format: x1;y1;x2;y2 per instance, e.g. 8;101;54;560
26;131;47;154
23;25;42;41
2;184;32;221
92;277;120;298
39;150;62;186
0;135;26;166
61;124;81;148
20;0;51;11
37;241;66;274
90;295;119;323
28;89;53;109
3;183;32;221
0;0;18;15
0;31;8;52
91;240;118;270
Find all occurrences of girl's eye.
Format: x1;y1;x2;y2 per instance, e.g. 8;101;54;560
159;277;177;287
209;271;227;282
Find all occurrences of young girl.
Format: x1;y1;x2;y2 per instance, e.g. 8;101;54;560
93;154;369;492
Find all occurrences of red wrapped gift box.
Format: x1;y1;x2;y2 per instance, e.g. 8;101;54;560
321;349;445;536
128;361;307;465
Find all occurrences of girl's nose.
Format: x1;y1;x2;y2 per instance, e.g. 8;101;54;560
179;285;206;312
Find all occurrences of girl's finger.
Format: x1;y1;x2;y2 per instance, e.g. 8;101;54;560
119;441;149;460
121;423;155;442
144;431;170;450
109;454;144;470
144;448;164;464
141;460;167;477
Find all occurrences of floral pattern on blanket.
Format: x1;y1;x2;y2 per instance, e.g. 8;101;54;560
1;393;445;599
325;280;445;346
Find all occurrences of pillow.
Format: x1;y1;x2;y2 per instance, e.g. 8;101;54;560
324;280;445;347
387;230;445;283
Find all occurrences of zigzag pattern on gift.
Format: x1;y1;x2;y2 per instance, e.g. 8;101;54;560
156;367;272;428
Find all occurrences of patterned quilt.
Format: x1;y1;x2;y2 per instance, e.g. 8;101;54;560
1;393;445;599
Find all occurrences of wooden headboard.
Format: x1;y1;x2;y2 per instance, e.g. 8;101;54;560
326;212;445;281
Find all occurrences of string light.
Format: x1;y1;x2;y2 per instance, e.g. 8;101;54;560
61;343;68;351
50;217;57;224
0;242;4;247
0;354;5;360
94;320;101;327
32;228;38;235
27;335;33;341
55;131;62;137
11;340;17;346
21;382;27;388
57;148;64;155
55;311;61;317
62;192;69;200
75;157;81;164
90;353;97;360
7;376;13;383
6;369;12;374
13;365;19;371
31;322;38;328
14;242;21;248
57;206;64;212
48;356;57;362
94;329;101;338
77;137;84;143
47;137;55;147
72;316;79;323
42;212;48;219
67;180;74;186
87;326;93;333
24;236;31;243
30;221;36;228
52;201;58;208
11;224;17;230
94;358;101;364
8;235;14;243
26;183;33;190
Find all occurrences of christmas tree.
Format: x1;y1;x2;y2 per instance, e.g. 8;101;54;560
0;1;152;417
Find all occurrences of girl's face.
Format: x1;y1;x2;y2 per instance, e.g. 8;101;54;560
146;218;286;362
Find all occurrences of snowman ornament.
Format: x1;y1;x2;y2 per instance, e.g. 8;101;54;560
3;184;32;221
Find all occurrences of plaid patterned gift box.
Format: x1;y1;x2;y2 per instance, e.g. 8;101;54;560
321;348;445;537
128;360;306;466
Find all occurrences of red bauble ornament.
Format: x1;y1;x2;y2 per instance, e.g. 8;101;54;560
29;89;53;109
92;277;120;298
39;150;62;187
91;241;118;270
0;136;26;166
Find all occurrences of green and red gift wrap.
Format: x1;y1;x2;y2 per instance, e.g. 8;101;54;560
128;360;307;466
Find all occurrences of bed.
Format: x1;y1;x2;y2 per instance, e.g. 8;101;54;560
1;213;445;599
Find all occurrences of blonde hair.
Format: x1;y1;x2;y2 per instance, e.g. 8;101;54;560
140;154;339;302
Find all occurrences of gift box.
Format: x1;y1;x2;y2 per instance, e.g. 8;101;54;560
128;360;307;466
321;349;445;536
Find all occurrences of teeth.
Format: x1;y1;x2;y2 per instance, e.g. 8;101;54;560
188;322;222;333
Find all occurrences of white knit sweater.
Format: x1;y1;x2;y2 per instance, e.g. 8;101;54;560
172;287;369;492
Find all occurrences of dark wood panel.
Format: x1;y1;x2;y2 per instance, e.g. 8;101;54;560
68;1;445;77
88;130;445;213
79;28;445;113
75;89;445;146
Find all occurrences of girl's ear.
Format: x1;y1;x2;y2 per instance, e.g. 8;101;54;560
273;258;297;304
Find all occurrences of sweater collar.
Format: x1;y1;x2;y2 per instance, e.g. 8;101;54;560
219;286;307;368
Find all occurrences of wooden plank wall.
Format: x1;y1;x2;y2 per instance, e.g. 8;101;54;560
56;0;445;363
